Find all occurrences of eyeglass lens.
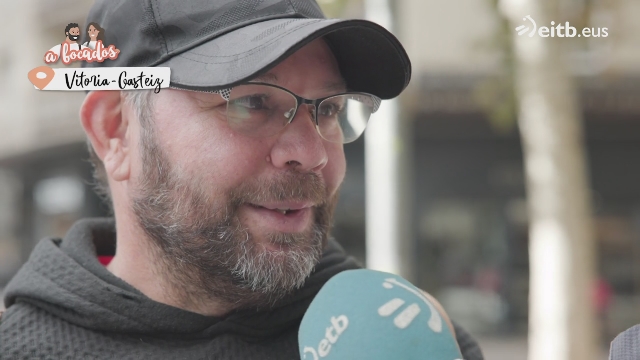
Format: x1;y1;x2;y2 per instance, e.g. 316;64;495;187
225;84;375;143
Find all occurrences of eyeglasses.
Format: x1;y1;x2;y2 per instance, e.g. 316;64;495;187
212;82;381;144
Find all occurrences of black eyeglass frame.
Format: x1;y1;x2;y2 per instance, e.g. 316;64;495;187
213;82;382;143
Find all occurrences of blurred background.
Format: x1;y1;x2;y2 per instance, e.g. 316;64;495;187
1;0;639;359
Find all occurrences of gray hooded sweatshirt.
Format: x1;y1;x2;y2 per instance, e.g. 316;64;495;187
0;218;484;359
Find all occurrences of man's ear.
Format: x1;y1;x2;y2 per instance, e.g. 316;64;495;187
80;90;130;182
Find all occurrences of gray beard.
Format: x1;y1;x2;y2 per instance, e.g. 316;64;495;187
131;131;336;310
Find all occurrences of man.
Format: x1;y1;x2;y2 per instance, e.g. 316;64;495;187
45;22;83;63
1;0;484;359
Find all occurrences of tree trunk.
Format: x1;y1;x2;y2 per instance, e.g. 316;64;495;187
499;1;599;359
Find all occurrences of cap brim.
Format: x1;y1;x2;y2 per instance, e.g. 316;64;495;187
161;18;411;100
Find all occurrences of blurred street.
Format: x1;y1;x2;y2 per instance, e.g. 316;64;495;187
477;337;609;360
478;336;529;360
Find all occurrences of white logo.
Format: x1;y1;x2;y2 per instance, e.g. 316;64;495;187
302;315;349;360
378;298;422;329
514;15;608;38
515;15;537;37
379;278;443;333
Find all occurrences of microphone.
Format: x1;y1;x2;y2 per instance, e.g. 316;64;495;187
299;269;464;360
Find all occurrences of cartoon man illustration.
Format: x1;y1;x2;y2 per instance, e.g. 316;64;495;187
44;23;83;63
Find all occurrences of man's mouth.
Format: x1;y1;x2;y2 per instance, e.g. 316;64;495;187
249;204;304;215
243;201;315;234
248;202;311;216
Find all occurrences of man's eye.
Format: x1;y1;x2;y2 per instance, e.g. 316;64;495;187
232;95;269;110
318;102;343;117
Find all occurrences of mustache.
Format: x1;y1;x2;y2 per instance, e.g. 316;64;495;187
229;171;327;207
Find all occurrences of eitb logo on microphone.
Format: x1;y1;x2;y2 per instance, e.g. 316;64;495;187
378;278;443;333
378;298;421;329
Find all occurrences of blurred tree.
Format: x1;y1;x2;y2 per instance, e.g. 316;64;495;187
473;2;519;134
477;0;611;133
317;0;351;18
497;0;599;359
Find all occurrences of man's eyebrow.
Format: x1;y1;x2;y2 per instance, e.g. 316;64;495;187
252;72;347;93
252;73;279;84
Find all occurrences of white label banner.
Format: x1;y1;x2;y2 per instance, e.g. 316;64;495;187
28;67;170;92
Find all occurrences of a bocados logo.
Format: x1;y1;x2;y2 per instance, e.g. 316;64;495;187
44;22;120;65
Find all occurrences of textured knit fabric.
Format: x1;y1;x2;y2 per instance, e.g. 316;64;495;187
610;324;640;360
0;218;484;359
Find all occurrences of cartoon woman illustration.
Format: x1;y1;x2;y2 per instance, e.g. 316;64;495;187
82;22;106;50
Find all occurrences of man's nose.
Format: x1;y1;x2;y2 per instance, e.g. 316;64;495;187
269;104;328;172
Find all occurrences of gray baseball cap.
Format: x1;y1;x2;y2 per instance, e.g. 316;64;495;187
84;0;411;99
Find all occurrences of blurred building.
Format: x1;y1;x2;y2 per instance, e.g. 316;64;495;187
1;0;640;347
399;0;640;340
0;0;103;292
333;0;640;341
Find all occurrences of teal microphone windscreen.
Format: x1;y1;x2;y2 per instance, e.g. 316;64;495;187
299;269;464;360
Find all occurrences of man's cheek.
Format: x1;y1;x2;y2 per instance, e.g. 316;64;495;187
325;149;346;193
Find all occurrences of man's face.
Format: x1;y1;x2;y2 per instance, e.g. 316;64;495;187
66;27;80;42
129;38;347;308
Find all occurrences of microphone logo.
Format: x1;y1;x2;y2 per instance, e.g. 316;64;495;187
379;278;443;333
378;298;421;329
515;15;537;37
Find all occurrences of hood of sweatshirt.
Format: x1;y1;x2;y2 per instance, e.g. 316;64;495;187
3;218;360;340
